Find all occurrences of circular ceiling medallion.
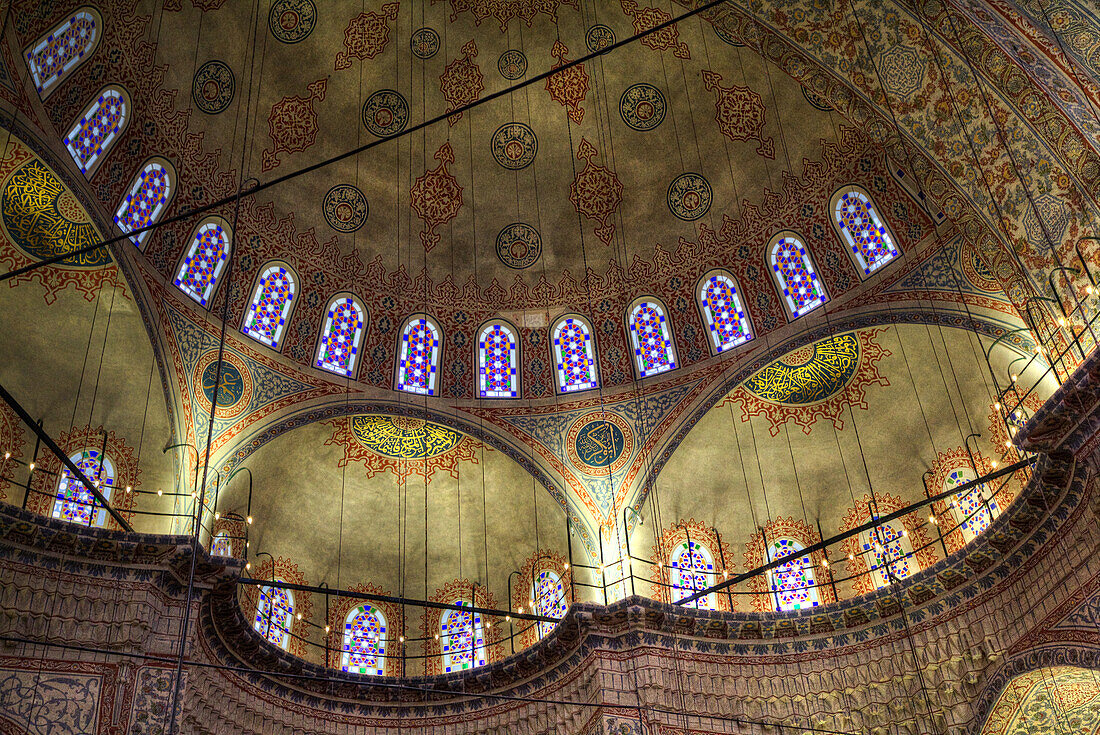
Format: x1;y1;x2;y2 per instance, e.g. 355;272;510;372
498;50;527;80
566;412;634;476
323;185;368;233
801;87;832;111
269;0;317;44
495;223;541;269
362;89;409;137
585;24;616;53
619;83;666;132
192;60;234;115
193;351;253;418
490;123;537;170
668;173;713;221
350;415;463;459
712;24;745;47
410;27;440;59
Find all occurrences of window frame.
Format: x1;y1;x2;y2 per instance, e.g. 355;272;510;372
767;231;829;321
625;296;678;379
63;84;131;177
394;314;443;397
113;156;177;249
476;319;521;399
241;261;299;351
829;185;902;279
174;217;233;308
314;292;368;379
24;7;103;98
695;269;754;356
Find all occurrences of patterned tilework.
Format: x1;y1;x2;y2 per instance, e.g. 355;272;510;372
342;605;386;675
396;318;441;396
441;602;485;672
478;323;518;398
768;538;819;611
175;221;230;307
114;161;172;247
629;301;676;378
861;519;914;588
947;468;998;542
670;541;716;609
531;569;567;638
254;585;293;649
51;449;114;527
315;296;365;377
770;236;827;318
834;189;901;276
24;9;98;95
699;272;752;353
63;87;126;174
210;531;232;557
553;317;598;393
242;265;295;349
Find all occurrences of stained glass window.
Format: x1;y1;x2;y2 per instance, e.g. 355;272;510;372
478;322;519;398
114;159;174;247
254;584;293;649
242;264;296;349
861;519;915;588
769;235;827;318
833;189;901;276
767;538;819;611
628;300;677;378
63;86;128;175
52;448;114;527
342;605;387;676
175;220;231;307
210;531;232;557
24;8;100;96
530;569;567;638
670;541;716;610
441;601;486;672
945;468;998;543
552;316;599;393
698;271;753;354
396;317;441;396
316;295;366;377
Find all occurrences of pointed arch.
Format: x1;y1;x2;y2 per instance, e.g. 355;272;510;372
670;541;717;610
52;447;115;527
859;519;917;589
766;537;820;611
551;314;599;394
242;262;297;350
175;218;232;307
477;320;520;398
830;186;902;277
342;605;387;676
627;297;677;378
114;157;176;248
943;465;999;544
696;270;753;355
24;7;102;97
768;232;827;319
315;293;367;378
63;85;130;176
653;521;731;611
395;315;442;396
254;584;294;650
839;493;935;595
441;602;486;672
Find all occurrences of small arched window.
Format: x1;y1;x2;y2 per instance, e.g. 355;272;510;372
175;218;232;307
210;531;232;557
396;316;442;396
860;520;916;589
242;264;297;349
64;86;129;176
831;187;901;277
767;538;819;611
114;158;175;248
670;540;716;610
531;569;567;639
628;298;677;378
944;467;998;543
697;270;753;354
551;315;599;393
24;7;101;97
254;584;294;649
441;601;486;672
52;448;115;527
769;233;827;319
342;605;387;676
478;321;519;398
316;294;367;378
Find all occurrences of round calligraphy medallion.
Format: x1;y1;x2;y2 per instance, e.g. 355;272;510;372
566;412;634;476
495;223;541;269
350;415;463;459
667;173;712;221
192;60;235;115
410;27;440;59
193;351;252;418
585;24;616;53
323;184;368;233
362;89;409;137
498;50;527;80
619;83;666;132
269;0;317;44
490;122;537;170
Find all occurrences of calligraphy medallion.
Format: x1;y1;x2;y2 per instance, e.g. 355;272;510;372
566;412;634;476
498;50;527;80
619;83;665;131
361;89;409;137
351;416;462;459
192;60;234;115
490;123;537;170
585;25;616;53
323;184;368;233
667;173;712;221
495;223;541;269
411;27;440;59
269;0;317;44
193;351;252;418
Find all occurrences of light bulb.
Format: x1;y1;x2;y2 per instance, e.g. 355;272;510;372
901;529;908;537
928;515;936;525
1011;374;1018;382
245;563;251;570
296;613;302;620
325;625;330;634
247;516;253;525
125;485;132;493
402;636;407;642
991;460;998;468
994;402;1001;410
506;615;511;622
848;553;854;560
157;489;163;496
1058;317;1065;326
191;491;197;499
1006;439;1012;447
821;558;829;567
433;634;438;640
214;512;220;520
28;463;34;471
3;452;9;459
564;563;569;570
517;607;523;614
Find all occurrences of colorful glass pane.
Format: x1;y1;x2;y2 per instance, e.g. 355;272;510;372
343;605;386;675
834;190;900;276
946;468;997;541
531;569;567;638
397;318;440;396
210;531;232;557
52;449;114;527
316;297;365;377
441;601;485;672
768;538;819;611
700;273;752;353
553;318;598;393
478;323;518;398
114;162;172;247
175;221;230;307
629;301;676;378
670;541;716;609
254;585;293;649
242;265;295;348
771;237;827;318
25;10;98;95
861;520;912;587
64;87;126;174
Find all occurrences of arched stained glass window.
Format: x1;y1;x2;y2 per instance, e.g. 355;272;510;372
478;322;519;398
342;605;386;676
254;584;293;649
860;519;916;588
441;602;486;672
832;188;901;277
242;264;296;349
64;86;129;176
24;7;101;97
531;569;567;639
769;234;827;319
944;468;998;543
767;538;819;611
316;295;366;377
552;316;599;394
52;448;114;527
175;219;231;307
628;299;677;378
114;158;175;247
697;271;753;354
396;316;441;396
670;541;716;610
210;531;232;557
